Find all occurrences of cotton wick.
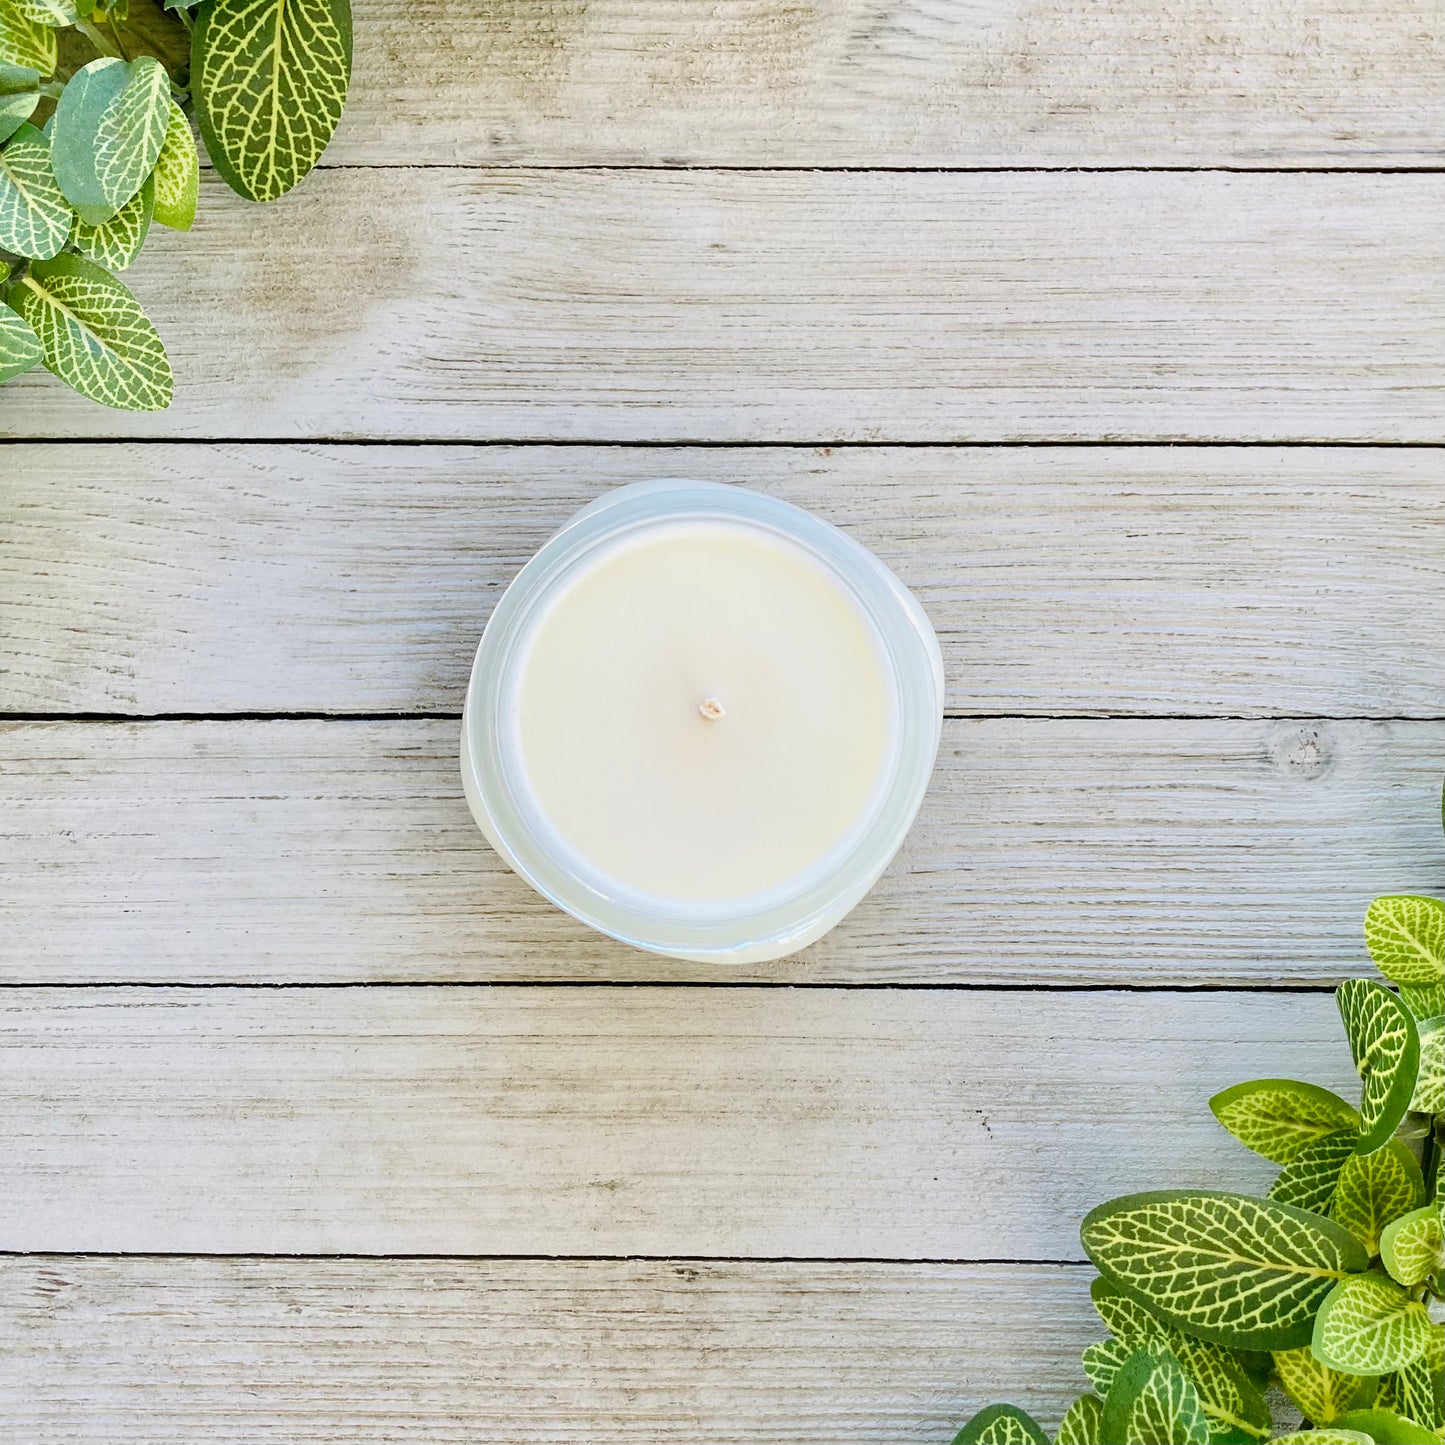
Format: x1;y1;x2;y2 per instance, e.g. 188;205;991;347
698;697;726;721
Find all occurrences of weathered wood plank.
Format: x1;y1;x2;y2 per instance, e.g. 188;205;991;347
0;1257;1096;1443
2;718;1439;985
2;172;1438;442
331;0;1445;169
4;445;1442;719
0;987;1357;1255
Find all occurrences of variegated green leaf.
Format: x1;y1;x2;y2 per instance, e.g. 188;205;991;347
7;251;171;410
1366;896;1445;987
1399;981;1445;1023
1169;1335;1273;1442
1338;979;1421;1155
1411;1017;1443;1113
1380;1205;1444;1287
0;61;39;143
1313;1272;1434;1375
1331;1139;1425;1256
1055;1394;1104;1445
1100;1350;1212;1445
0;120;69;257
0;299;42;378
51;55;169;224
150;98;196;229
12;0;79;25
1267;1433;1376;1444
192;0;351;202
1271;1130;1359;1215
69;170;152;269
0;2;55;71
1378;1326;1445;1431
1091;1276;1173;1350
1332;1406;1445;1443
1081;1190;1369;1351
1211;1080;1362;1165
1082;1336;1134;1398
949;1403;1048;1445
1273;1345;1378;1424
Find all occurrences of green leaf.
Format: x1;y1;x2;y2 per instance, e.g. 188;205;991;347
1271;1131;1359;1215
1091;1276;1173;1350
949;1404;1049;1445
1211;1080;1363;1165
1099;1350;1212;1445
1083;1336;1135;1399
1081;1190;1369;1351
1313;1272;1435;1375
1380;1205;1445;1287
1399;982;1445;1023
12;0;80;25
1273;1345;1378;1424
1169;1336;1273;1442
0;120;70;258
1411;1017;1443;1114
150;98;196;229
192;0;351;202
69;169;152;269
0;61;40;143
50;55;169;224
1055;1394;1104;1445
1367;897;1445;988
1267;1433;1377;1444
1331;1140;1426;1256
1332;1407;1445;1444
0;300;43;379
1378;1326;1444;1432
0;4;56;72
1338;979;1421;1155
7;251;171;410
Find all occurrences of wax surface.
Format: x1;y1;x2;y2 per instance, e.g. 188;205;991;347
513;520;894;905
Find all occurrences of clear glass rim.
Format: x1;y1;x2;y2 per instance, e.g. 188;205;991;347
462;480;944;961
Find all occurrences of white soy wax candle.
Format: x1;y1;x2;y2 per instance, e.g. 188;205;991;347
461;480;943;962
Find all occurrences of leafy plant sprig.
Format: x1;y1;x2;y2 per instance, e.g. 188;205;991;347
952;792;1445;1445
0;0;350;410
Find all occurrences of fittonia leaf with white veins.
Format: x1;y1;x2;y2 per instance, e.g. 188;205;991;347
948;1403;1049;1445
1210;1079;1362;1164
150;99;197;230
1168;1335;1273;1442
1271;1345;1378;1425
69;171;153;270
7;251;172;410
1379;1204;1444;1287
1365;896;1445;987
1099;1349;1212;1445
0;3;57;72
50;55;170;224
0;121;71;258
1081;1190;1368;1351
1054;1394;1104;1445
192;0;352;202
0;301;43;380
1330;1138;1425;1256
1267;1433;1375;1444
11;0;80;26
1336;979;1420;1155
1312;1272;1435;1376
0;62;40;144
1270;1130;1358;1215
1411;1016;1443;1113
1377;1327;1445;1432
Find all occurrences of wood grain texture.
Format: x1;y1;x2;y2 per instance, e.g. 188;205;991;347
2;172;1438;442
4;445;1442;719
0;987;1358;1255
0;1257;1098;1442
3;718;1440;985
330;0;1445;168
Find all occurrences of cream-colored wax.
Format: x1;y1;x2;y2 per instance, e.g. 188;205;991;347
512;520;894;906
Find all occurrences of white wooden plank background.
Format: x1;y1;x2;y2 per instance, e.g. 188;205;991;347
1;172;1439;442
331;0;1445;169
3;718;1440;986
3;445;1441;718
3;0;1442;1437
0;987;1355;1255
0;1259;1098;1444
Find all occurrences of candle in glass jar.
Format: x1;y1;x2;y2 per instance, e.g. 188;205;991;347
462;481;942;962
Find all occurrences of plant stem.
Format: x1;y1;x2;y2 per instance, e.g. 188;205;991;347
76;17;123;58
107;16;131;60
39;81;65;98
